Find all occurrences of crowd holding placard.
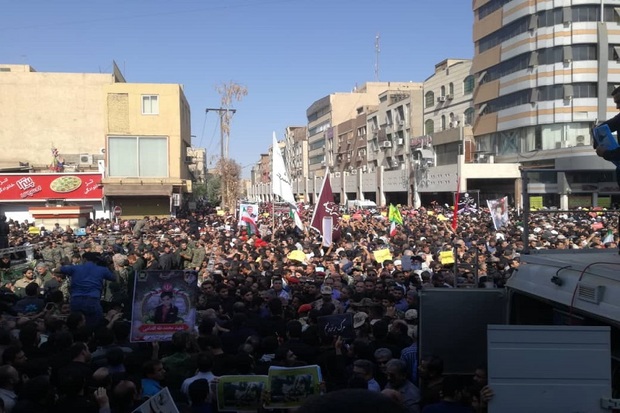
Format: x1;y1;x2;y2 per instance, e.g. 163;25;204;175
0;199;614;413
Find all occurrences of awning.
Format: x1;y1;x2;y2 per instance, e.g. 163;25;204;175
104;184;173;197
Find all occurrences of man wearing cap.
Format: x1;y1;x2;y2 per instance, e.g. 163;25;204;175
313;285;343;314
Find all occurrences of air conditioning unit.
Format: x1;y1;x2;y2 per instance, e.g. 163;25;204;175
576;135;585;146
79;154;93;165
437;96;446;103
382;141;392;148
398;120;405;126
351;169;357;174
391;160;400;168
397;138;404;146
334;172;341;178
446;94;453;100
361;165;368;172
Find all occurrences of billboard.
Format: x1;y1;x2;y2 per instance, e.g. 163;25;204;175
0;173;103;202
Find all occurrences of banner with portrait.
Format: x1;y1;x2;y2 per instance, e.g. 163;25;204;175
130;270;198;342
238;203;259;235
487;196;509;230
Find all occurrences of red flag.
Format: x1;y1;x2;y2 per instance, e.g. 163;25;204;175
310;170;341;246
452;177;460;231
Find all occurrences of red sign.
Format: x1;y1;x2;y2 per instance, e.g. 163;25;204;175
113;206;122;217
0;173;103;202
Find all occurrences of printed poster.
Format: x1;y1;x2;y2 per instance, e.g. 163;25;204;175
265;365;322;409
217;375;268;412
132;387;179;413
487;196;509;230
130;270;197;342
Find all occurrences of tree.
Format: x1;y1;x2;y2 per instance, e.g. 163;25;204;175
216;158;242;212
205;173;222;205
215;81;248;210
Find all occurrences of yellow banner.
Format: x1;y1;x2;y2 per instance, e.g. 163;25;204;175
373;248;392;264
439;250;455;265
530;196;543;210
216;210;225;216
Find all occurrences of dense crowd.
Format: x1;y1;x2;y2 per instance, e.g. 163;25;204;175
0;200;614;413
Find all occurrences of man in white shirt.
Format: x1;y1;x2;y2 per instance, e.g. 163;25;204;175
181;352;217;403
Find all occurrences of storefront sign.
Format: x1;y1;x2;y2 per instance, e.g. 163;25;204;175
0;173;103;202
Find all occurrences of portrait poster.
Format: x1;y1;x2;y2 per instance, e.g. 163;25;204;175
238;203;259;225
132;387;179;413
216;375;268;412
487;196;509;230
317;313;354;338
130;270;197;342
265;365;322;409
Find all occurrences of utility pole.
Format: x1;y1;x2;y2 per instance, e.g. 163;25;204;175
375;33;381;81
205;108;236;160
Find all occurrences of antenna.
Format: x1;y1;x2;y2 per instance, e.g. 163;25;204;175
375;33;381;81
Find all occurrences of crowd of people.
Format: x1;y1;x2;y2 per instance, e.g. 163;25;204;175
0;200;614;413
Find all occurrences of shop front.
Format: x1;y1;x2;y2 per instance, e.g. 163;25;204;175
0;172;104;225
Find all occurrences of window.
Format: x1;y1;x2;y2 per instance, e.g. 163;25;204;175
464;108;475;125
441;115;446;131
142;95;159;115
440;86;446;97
478;0;514;20
425;119;434;135
108;136;168;177
425;91;435;108
464;76;475;94
449;83;454;96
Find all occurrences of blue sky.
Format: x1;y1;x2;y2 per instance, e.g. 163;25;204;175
1;0;474;177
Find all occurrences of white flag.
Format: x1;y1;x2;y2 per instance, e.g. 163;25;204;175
272;132;303;230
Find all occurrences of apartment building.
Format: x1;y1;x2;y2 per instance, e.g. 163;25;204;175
306;82;407;177
0;63;193;219
472;0;620;208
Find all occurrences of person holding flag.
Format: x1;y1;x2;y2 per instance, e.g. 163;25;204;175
388;204;403;237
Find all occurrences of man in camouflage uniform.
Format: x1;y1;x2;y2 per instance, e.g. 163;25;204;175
61;234;76;262
190;240;206;271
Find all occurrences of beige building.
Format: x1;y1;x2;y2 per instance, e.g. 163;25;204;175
306;82;407;178
0;63;193;218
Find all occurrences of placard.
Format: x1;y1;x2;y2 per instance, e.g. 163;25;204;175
132;387;178;413
130;270;197;342
317;313;354;338
265;365;322;409
217;375;268;412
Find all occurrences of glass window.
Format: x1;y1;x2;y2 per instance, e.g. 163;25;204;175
142;95;159;115
440;86;446;97
464;76;475;94
449;82;454;96
108;136;168;177
441;115;446;131
465;108;475;125
425;119;434;135
425;91;435;108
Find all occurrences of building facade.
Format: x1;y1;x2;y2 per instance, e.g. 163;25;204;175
0;63;193;220
472;0;620;209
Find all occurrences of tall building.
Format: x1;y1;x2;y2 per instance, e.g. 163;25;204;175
410;57;521;207
472;0;620;208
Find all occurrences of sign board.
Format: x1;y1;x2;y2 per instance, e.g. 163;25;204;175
132;387;179;413
0;173;102;202
488;325;611;413
113;206;122;217
130;270;198;342
317;313;354;338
